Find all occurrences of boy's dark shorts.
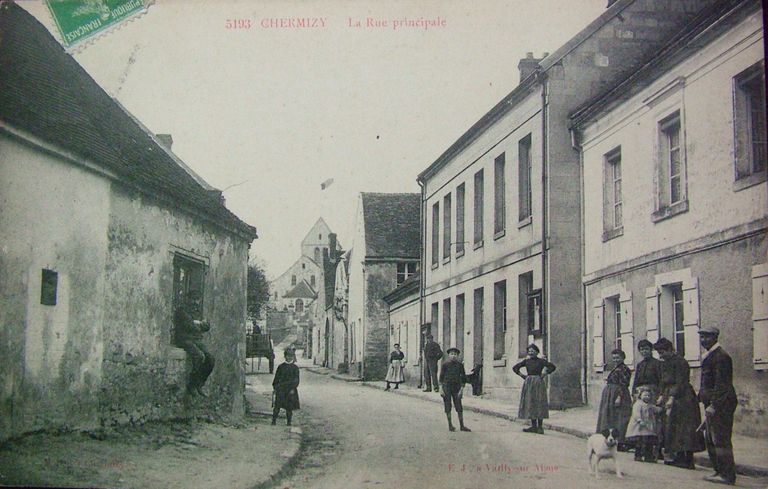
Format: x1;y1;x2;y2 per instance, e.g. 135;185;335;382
442;383;463;413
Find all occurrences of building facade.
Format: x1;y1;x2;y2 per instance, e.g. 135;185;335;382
347;193;420;380
417;0;723;407
572;0;766;435
382;276;421;387
0;3;258;441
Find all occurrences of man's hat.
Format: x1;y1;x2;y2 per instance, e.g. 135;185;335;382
698;325;720;336
446;347;460;355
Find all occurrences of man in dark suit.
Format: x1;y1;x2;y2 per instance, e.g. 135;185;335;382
698;325;737;485
423;335;443;392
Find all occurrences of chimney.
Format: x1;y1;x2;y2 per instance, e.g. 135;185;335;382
156;133;173;150
517;52;542;83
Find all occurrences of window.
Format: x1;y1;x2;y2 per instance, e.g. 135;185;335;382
648;269;700;364
41;269;58;306
752;263;768;370
291;275;297;286
493;280;507;360
667;284;685;354
653;111;687;221
431;302;439;336
295;299;304;313
734;62;767;187
172;253;206;343
314;247;321;263
473;169;484;247
603;148;623;240
456;294;465;355
431;202;440;267
494;153;506;236
443;193;452;260
594;285;635;371
456;184;465;255
606;296;621;351
518;134;532;222
311;275;316;288
473;287;484;366
319;233;322;240
396;262;417;285
443;298;451;350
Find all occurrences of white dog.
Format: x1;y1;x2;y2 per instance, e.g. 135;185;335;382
587;428;623;479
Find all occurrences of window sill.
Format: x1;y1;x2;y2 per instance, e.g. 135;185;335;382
473;240;484;250
493;229;506;241
492;358;507;367
442;256;451;265
651;199;689;223
518;216;532;229
456;249;465;259
733;171;767;192
431;262;439;270
602;226;624;242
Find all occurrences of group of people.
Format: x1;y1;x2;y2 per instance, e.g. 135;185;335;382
595;326;737;485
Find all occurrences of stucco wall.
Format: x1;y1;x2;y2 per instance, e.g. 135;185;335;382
586;234;767;436
363;262;399;380
0;134;109;439
101;184;249;426
388;293;421;386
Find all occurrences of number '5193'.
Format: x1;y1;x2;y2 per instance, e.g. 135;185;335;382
226;19;252;29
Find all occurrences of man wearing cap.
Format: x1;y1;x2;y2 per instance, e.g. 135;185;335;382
439;347;471;432
698;325;737;485
174;292;215;396
423;334;443;392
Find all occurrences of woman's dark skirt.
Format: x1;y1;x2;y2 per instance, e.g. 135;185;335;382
596;384;632;439
518;376;549;419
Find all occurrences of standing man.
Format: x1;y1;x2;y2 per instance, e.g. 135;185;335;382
174;292;215;396
698;326;737;485
423;334;443;392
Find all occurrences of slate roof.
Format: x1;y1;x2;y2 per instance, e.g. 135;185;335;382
360;193;421;259
283;280;317;299
0;1;257;241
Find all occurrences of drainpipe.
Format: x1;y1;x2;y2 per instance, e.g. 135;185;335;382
538;71;549;359
361;265;366;380
417;177;426;389
571;125;589;406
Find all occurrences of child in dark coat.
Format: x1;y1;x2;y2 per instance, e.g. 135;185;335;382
440;348;471;432
272;349;300;426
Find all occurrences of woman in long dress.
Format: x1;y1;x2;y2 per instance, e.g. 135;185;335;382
513;344;556;434
653;338;705;469
596;349;633;448
384;343;405;391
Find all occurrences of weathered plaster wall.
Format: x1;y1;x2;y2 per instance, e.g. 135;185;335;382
101;185;249;425
0;134;109;439
363;262;398;380
388;294;420;387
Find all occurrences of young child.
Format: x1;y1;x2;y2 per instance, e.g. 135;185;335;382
625;385;663;462
272;348;300;426
513;344;556;434
439;347;471;432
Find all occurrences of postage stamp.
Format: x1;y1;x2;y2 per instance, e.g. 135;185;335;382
44;0;151;48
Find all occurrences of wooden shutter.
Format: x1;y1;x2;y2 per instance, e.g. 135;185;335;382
753;264;768;369
682;278;701;364
645;287;660;343
593;300;605;372
620;293;635;366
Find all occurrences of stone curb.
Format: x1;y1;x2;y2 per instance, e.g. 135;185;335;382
343;378;768;478
248;427;303;489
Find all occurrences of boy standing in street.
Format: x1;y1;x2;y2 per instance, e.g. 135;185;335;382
440;347;471;432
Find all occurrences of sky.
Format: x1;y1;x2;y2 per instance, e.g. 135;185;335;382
22;0;608;278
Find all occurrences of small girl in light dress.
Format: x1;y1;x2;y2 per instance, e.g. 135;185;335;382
625;385;664;462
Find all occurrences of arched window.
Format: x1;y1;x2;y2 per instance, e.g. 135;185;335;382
295;299;304;313
291;275;296;286
314;247;321;262
311;275;316;287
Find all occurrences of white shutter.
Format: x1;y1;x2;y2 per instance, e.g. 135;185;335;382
593;301;605;372
645;287;660;343
620;293;635;366
753;264;768;369
682;278;701;364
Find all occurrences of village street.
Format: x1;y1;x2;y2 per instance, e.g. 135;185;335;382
252;370;768;489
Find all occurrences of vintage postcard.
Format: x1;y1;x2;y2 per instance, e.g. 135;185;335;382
0;0;766;488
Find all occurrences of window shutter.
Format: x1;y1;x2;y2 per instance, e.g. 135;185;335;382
645;287;660;343
620;293;634;366
753;264;768;369
682;278;701;363
593;301;605;372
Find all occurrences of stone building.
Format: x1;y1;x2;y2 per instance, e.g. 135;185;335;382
0;3;258;441
382;275;421;387
416;0;723;407
571;0;766;434
347;193;420;380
